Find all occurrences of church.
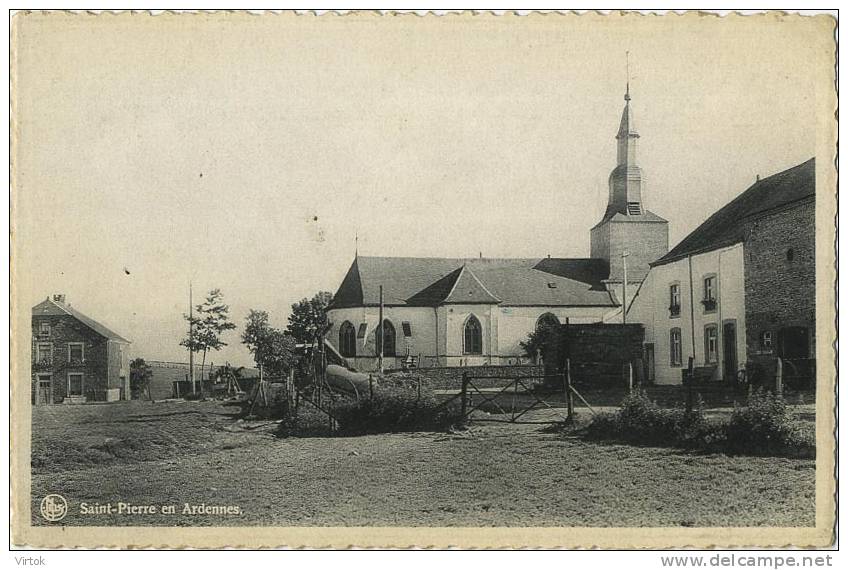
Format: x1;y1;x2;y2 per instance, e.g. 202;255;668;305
326;85;669;371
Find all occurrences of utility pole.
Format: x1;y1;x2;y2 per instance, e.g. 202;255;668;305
621;251;630;325
378;285;384;373
189;281;195;395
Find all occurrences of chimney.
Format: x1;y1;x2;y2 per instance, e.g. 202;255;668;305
52;294;66;304
756;174;761;182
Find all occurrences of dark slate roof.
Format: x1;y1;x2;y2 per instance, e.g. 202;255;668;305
330;256;615;309
32;298;131;343
441;265;502;304
653;158;815;266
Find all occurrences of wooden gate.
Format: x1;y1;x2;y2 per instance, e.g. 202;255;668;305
458;366;593;424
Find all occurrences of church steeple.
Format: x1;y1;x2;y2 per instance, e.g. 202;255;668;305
603;82;644;219
589;70;669;286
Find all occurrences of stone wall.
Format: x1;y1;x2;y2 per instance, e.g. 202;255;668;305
743;199;816;359
385;364;544;390
544;323;645;387
743;199;816;388
31;314;111;403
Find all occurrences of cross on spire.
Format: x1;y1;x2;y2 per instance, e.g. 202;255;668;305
625;51;631;101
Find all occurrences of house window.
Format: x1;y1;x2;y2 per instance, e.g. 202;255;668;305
669;328;682;367
761;331;773;350
786;248;795;262
38;321;51;337
36;343;52;364
356;323;368;340
67;372;84;396
669;283;681;317
704;324;719;364
702;275;717;312
402;321;412;337
463;315;483;355
339;321;356;358
375;320;397;357
68;342;84;363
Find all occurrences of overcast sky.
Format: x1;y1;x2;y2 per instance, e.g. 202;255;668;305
13;13;829;366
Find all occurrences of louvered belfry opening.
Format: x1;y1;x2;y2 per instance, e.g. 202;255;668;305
627;202;642;216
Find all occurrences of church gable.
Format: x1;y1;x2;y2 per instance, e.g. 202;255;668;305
441;266;501;305
405;266;464;306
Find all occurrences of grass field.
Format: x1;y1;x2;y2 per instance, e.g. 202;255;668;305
31;400;815;527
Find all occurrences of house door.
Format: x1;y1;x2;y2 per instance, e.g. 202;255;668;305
36;374;52;405
723;322;737;381
644;344;655;384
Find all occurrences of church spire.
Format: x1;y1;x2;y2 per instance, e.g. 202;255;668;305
589;58;669;286
602;67;644;219
616;84;639;165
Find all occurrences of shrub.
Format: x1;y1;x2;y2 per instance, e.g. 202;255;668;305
586;390;711;447
726;389;815;457
584;388;814;458
334;384;462;435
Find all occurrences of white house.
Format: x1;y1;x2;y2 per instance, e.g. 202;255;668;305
627;158;815;385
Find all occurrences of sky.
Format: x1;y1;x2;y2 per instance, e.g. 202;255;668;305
12;12;830;367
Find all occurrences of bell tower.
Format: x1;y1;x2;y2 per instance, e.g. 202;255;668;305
590;81;668;287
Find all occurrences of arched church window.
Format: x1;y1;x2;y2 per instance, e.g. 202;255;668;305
536;313;560;332
339;321;356;358
464;315;483;355
375;320;397;357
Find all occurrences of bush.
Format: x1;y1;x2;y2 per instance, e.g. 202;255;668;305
586;390;711;448
726;389;815;457
334;384;462;435
584;388;814;457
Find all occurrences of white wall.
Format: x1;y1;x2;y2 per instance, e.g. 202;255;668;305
627;243;747;385
329;303;613;370
326;306;437;371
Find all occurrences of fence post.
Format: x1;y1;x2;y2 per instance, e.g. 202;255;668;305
685;356;694;413
564;358;574;423
460;371;469;425
775;357;783;396
628;361;634;393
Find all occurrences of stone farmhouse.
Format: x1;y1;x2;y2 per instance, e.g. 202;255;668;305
326;85;669;371
31;294;131;404
627;158;815;386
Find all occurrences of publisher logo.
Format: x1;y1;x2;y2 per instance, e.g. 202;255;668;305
40;494;68;522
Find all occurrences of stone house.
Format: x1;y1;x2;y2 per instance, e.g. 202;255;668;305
627;158;815;385
326;85;669;372
31;295;131;404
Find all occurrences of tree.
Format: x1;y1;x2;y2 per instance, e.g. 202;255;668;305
180;288;237;393
520;321;560;363
242;309;298;378
286;291;334;345
129;358;153;400
242;309;271;361
256;329;298;378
